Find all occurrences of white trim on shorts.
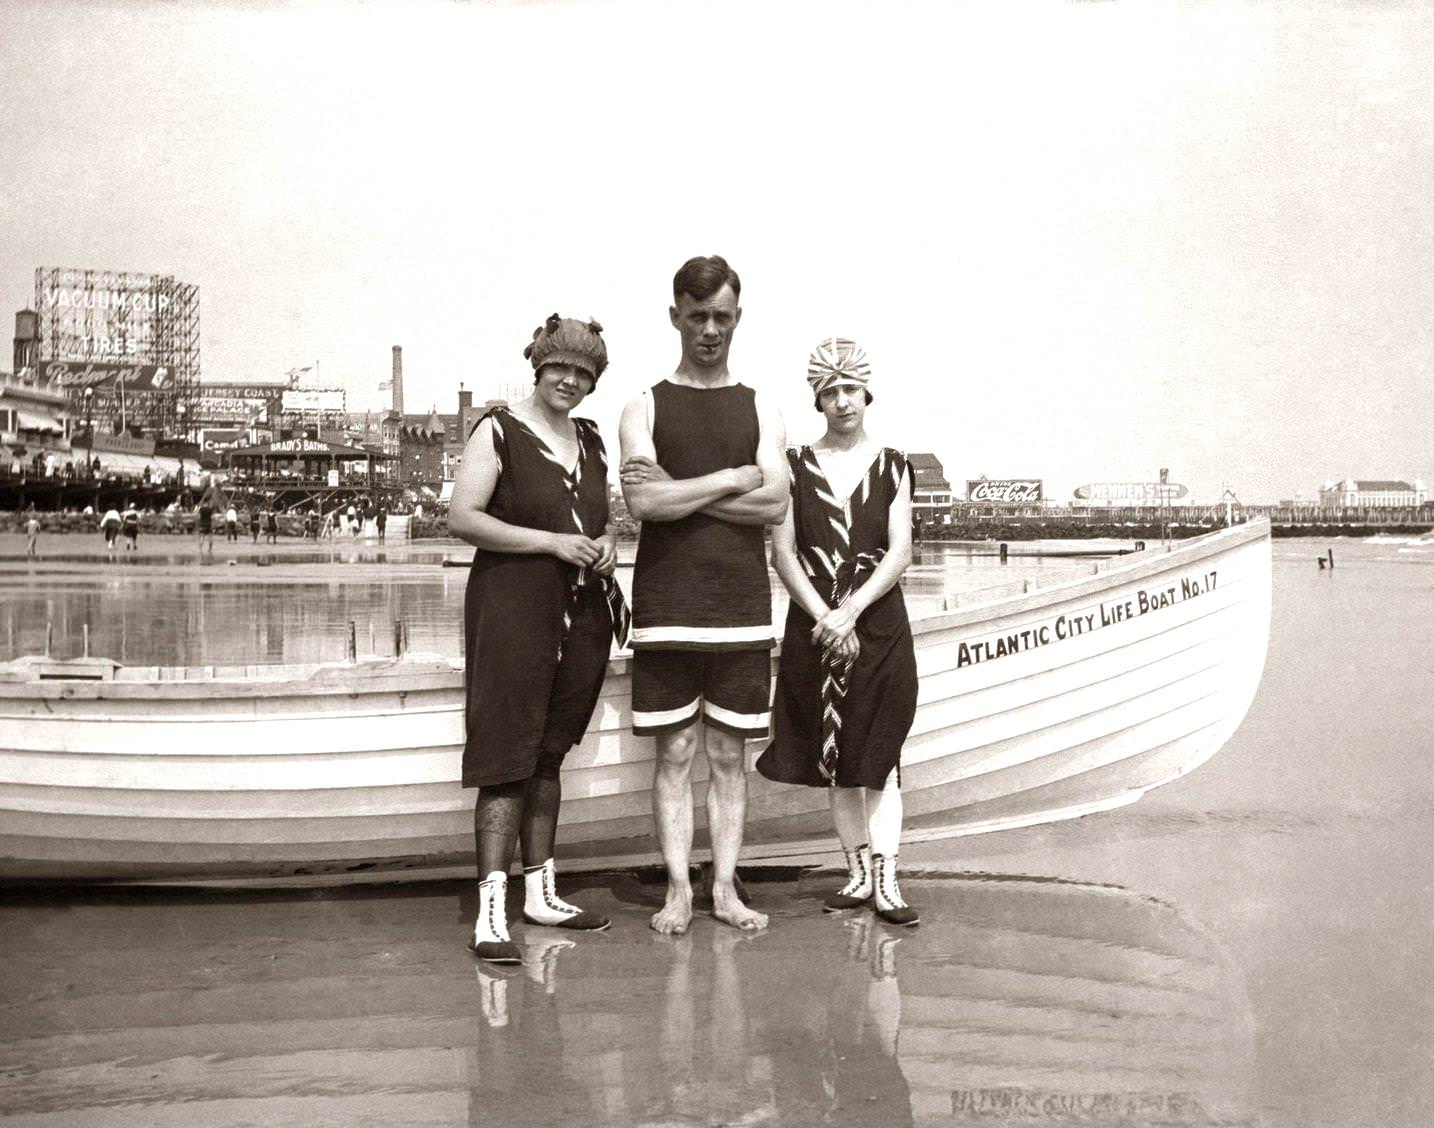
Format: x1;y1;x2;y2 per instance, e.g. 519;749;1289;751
629;624;775;647
631;696;702;732
704;700;770;734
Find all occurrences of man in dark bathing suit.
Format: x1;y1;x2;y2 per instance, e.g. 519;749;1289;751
620;255;788;934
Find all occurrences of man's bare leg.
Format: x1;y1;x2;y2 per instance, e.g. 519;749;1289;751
705;726;768;930
651;721;699;934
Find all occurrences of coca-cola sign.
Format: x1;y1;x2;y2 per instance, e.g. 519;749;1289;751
966;479;1043;505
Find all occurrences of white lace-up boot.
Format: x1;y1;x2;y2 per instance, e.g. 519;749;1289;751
824;843;874;911
522;858;611;931
872;853;919;926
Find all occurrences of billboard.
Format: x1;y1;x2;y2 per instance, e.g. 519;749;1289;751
966;479;1043;505
1074;482;1190;506
35;267;201;435
282;389;346;413
196;384;285;424
37;360;173;390
40;361;176;427
35;268;195;367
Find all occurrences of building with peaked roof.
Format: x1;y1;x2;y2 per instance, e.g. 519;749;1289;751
1317;479;1427;508
908;451;953;525
398;409;445;486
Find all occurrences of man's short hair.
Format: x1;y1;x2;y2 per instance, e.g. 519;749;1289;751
673;255;741;304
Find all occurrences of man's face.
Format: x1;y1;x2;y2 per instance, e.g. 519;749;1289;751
670;283;741;369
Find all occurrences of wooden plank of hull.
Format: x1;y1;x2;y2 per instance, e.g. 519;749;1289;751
0;522;1271;883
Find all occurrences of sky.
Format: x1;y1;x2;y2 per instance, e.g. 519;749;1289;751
2;0;1431;504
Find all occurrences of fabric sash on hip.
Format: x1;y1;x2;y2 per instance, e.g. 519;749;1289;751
528;418;630;655
805;548;886;784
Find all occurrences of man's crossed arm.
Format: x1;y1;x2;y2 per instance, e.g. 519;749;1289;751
618;391;788;526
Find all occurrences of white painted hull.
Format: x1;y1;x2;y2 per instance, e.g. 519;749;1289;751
0;521;1271;884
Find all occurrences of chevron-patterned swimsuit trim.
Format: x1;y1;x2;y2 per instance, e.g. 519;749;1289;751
796;445;893;785
494;412;630;658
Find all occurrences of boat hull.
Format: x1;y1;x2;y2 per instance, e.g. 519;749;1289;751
0;521;1272;884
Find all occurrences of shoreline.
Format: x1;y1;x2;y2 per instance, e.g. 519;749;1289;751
4;520;1431;546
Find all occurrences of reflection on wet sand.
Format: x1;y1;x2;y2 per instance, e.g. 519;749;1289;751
0;872;1253;1127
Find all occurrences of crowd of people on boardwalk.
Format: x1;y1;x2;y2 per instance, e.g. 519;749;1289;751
449;255;921;965
2;448;186;489
14;484;399;560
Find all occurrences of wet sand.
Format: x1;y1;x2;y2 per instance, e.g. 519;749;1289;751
0;871;1252;1128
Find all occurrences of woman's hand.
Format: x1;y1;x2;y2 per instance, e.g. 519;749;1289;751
825;631;860;666
593;533;618;576
812;601;860;651
548;532;602;567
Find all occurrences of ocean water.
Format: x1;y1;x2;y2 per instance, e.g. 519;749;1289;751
0;535;1430;1126
0;537;1134;666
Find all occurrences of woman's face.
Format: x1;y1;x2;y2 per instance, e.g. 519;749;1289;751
534;363;595;413
818;382;868;434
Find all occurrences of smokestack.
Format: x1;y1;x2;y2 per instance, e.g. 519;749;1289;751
391;346;404;416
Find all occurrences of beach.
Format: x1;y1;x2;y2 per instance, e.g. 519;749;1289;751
1;536;1430;1125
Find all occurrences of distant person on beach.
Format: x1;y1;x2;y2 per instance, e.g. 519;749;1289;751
24;510;40;557
756;339;919;926
196;499;215;554
375;504;387;542
249;507;261;543
225;504;239;542
265;507;278;544
619;255;788;934
121;501;141;553
305;508;319;539
449;314;626;963
100;506;122;556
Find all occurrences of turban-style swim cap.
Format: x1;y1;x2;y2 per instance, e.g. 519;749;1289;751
807;337;872;401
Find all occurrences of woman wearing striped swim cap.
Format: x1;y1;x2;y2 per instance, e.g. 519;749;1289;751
757;337;921;926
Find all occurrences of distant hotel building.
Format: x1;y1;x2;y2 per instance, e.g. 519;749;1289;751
1317;479;1427;508
909;453;953;526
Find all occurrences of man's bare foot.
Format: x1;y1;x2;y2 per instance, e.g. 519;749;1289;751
712;885;768;931
695;862;752;907
650;888;693;935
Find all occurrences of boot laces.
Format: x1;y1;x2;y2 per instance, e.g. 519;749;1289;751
542;864;579;917
878;863;906;910
839;850;871;897
483;880;511;942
